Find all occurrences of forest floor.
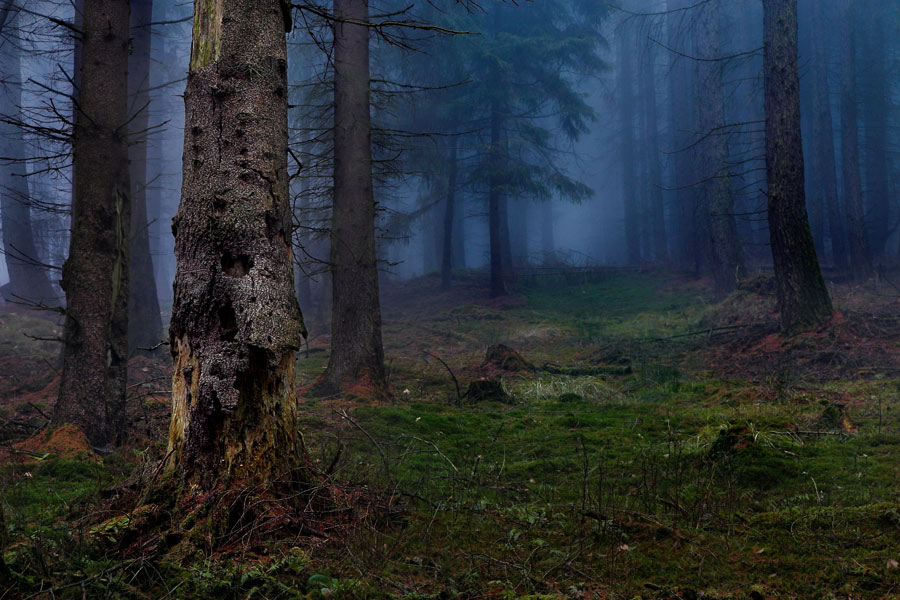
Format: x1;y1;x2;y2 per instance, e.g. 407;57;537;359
4;269;900;599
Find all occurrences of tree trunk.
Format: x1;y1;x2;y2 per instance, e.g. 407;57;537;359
838;0;871;280
541;201;554;264
666;0;696;269
763;0;832;331
54;0;131;450
0;5;57;306
693;0;744;297
809;0;845;268
441;139;458;289
318;0;387;396
640;39;668;263
617;27;640;264
127;0;163;355
860;5;889;262
488;93;506;297
168;0;305;490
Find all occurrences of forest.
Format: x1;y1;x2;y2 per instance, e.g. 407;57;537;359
1;0;900;598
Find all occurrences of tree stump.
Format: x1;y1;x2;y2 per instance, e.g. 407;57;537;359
465;379;511;403
483;344;533;372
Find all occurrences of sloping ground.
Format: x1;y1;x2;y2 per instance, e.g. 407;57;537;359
3;271;900;599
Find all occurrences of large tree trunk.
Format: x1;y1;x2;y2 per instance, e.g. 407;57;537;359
763;0;832;331
440;139;458;289
318;0;387;395
167;0;305;490
54;0;131;450
0;5;57;306
127;0;163;355
838;0;871;280
809;0;845;268
617;27;640;265
693;0;744;297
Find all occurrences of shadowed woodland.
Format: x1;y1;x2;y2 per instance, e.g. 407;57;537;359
2;0;900;598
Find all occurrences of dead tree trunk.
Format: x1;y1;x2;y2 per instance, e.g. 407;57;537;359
762;0;832;331
318;0;388;396
127;0;163;355
0;5;57;306
168;0;306;490
693;0;744;297
54;0;131;450
838;0;871;280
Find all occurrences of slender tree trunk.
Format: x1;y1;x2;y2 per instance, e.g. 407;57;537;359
667;0;697;269
838;0;871;280
0;6;57;306
541;201;554;264
441;139;457;289
55;0;131;450
809;0;845;268
452;190;465;269
127;0;163;355
860;6;889;262
488;94;506;297
640;39;668;263
694;0;744;297
319;0;387;395
168;0;305;490
763;0;832;331
617;27;640;264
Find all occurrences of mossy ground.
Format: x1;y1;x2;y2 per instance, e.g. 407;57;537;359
4;271;900;598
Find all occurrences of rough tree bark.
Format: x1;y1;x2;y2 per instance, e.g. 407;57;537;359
838;0;871;280
0;4;57;306
54;0;131;450
127;0;163;355
441;138;458;289
318;0;388;395
167;0;305;490
693;0;744;297
809;0;845;268
762;0;832;331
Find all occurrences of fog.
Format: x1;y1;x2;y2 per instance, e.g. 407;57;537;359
1;0;897;319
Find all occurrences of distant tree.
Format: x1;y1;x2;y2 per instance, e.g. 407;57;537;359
617;22;640;265
314;0;388;397
127;0;163;355
808;0;845;268
762;0;832;331
54;0;131;449
838;0;871;280
693;0;744;297
639;30;668;263
167;0;306;488
0;2;57;306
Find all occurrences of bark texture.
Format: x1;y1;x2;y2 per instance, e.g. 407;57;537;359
55;0;131;450
128;0;163;355
838;0;871;280
168;0;305;490
319;0;387;395
763;0;832;331
0;5;57;306
693;0;744;297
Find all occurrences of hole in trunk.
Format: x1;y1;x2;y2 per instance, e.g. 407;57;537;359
221;252;252;277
